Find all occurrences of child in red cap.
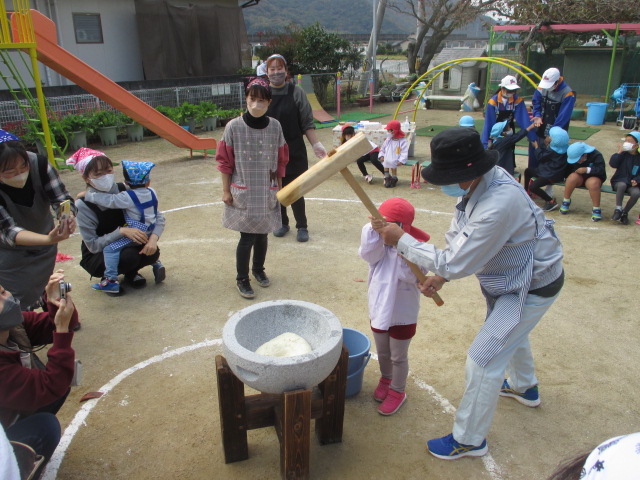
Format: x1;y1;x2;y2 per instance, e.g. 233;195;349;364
379;120;408;188
359;197;430;415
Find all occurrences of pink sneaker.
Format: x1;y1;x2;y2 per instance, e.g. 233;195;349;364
377;389;407;416
635;215;640;225
373;377;391;402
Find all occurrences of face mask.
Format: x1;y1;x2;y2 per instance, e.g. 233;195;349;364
246;98;268;118
90;173;115;192
441;184;470;197
0;294;23;330
622;142;636;152
386;132;393;139
503;92;514;99
504;130;513;136
268;72;286;86
0;171;29;189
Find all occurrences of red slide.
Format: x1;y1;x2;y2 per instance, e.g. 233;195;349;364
11;10;216;154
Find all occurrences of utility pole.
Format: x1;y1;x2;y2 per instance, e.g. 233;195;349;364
358;0;387;96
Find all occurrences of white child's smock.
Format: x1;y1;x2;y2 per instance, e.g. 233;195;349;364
359;224;425;331
379;136;408;169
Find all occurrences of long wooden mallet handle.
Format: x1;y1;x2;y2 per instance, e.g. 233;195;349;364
339;168;444;307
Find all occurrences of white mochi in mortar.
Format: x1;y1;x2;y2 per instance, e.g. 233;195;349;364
255;332;313;357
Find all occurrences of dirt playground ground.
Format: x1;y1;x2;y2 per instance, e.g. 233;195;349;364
40;103;639;480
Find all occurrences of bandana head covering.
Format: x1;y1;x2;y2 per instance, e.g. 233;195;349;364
66;148;107;174
246;77;271;93
0;129;19;143
266;54;287;69
122;160;155;186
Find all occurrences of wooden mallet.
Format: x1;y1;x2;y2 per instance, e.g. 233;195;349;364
277;132;444;306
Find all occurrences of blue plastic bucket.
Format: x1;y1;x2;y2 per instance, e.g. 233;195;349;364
343;328;371;397
586;102;608;126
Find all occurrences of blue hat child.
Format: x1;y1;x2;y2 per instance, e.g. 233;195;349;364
122;160;155;186
567;142;596;164
548;127;569;154
0;129;19;143
490;120;509;139
459;115;475;128
628;131;640;144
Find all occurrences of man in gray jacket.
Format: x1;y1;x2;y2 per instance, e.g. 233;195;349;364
373;127;564;460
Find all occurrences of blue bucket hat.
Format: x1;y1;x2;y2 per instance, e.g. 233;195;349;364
627;131;640;144
490;120;509;139
0;129;19;143
548;127;569;154
567;142;596;164
122;160;155;186
459;115;475;127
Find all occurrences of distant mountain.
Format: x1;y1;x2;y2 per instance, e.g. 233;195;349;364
243;0;417;35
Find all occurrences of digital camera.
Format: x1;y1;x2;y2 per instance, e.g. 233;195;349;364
59;280;72;299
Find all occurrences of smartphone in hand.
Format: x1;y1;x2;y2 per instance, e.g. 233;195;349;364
57;199;71;233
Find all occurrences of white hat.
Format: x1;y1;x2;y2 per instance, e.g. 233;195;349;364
499;75;520;90
538;68;561;89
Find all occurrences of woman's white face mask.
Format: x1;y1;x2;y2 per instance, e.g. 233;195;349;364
0;171;29;188
90;173;115;192
246;95;271;118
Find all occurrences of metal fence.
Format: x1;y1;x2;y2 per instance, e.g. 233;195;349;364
0;82;245;127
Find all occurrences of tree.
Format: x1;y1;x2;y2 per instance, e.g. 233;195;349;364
389;0;501;75
259;23;363;104
493;0;640;63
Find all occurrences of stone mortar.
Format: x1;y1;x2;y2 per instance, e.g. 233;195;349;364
222;300;343;394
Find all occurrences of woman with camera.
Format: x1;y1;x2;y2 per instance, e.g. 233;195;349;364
0;131;77;310
0;269;78;470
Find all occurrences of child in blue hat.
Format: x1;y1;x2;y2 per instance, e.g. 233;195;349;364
487;119;536;176
560;142;607;221
609;131;640;225
80;160;165;293
524;126;570;211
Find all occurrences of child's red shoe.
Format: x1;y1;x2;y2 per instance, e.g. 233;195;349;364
373;377;391;402
377;389;407;416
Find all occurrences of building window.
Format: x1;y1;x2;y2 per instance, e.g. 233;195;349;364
73;13;103;44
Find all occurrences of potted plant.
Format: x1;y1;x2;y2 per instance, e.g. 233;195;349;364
218;108;243;127
156;105;179;123
177;102;199;132
117;112;144;142
24;117;67;156
61;113;91;151
196;101;219;131
90;110;120;146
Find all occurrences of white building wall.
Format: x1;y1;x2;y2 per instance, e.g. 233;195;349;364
48;0;144;85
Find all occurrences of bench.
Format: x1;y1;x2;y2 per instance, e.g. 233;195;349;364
425;95;463;109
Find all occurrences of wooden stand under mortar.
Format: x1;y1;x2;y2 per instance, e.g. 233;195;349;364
215;346;349;480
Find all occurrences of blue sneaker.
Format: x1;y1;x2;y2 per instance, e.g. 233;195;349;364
152;261;166;284
559;199;571;214
427;433;488;460
499;379;540;407
92;278;120;293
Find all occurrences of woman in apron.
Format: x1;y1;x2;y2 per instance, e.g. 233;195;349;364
373;128;564;460
0;131;76;309
264;54;327;243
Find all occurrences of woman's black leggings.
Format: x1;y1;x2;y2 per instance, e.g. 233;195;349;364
356;151;385;176
613;181;640;211
236;232;268;280
524;168;553;202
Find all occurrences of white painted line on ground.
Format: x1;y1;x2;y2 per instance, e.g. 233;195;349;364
370;352;504;479
42;339;222;480
45;341;502;479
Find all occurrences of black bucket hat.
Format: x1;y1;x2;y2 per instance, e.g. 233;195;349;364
421;127;498;185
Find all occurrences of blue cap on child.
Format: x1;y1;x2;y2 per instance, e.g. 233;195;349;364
567;142;596;164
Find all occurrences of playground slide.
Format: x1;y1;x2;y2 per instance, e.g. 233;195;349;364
12;10;216;153
299;75;335;123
